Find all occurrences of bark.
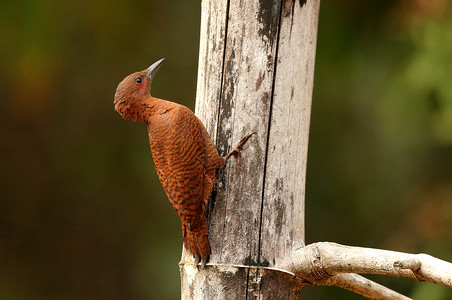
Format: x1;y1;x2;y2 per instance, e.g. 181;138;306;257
180;0;320;299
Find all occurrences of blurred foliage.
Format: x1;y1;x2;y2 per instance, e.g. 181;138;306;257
0;0;451;299
304;0;452;298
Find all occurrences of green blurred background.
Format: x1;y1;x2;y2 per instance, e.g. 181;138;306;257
1;0;451;299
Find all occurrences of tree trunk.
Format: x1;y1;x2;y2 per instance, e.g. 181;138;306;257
180;0;320;298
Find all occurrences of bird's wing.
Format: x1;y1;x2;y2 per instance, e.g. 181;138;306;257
149;105;212;263
150;105;209;219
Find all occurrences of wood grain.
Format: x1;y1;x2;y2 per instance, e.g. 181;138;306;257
181;0;320;298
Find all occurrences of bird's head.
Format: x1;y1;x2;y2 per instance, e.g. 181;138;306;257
114;58;165;121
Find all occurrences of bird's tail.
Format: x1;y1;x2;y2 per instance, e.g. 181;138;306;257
182;218;211;268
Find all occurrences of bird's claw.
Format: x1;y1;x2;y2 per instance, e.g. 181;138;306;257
201;256;208;268
224;132;256;166
229;149;242;166
194;255;201;269
193;254;208;269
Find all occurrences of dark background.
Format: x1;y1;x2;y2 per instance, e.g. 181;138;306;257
1;1;451;299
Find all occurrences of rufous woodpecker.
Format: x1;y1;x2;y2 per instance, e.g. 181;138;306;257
114;58;255;267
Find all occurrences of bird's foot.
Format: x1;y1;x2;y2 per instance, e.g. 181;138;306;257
224;132;257;166
194;255;200;269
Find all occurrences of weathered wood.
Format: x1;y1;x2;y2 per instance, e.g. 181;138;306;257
261;0;319;266
286;242;452;288
180;264;303;299
194;0;228;140
211;0;281;267
181;0;320;298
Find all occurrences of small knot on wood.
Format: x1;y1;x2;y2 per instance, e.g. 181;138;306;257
297;244;333;283
393;259;421;271
394;258;422;281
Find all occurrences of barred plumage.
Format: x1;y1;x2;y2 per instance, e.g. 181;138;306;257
114;59;255;267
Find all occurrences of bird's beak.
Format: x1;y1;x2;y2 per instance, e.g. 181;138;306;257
147;58;165;81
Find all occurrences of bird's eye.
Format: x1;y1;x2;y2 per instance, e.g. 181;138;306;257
135;77;142;84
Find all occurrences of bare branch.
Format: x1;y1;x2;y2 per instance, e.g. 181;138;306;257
323;273;412;300
284;242;452;288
